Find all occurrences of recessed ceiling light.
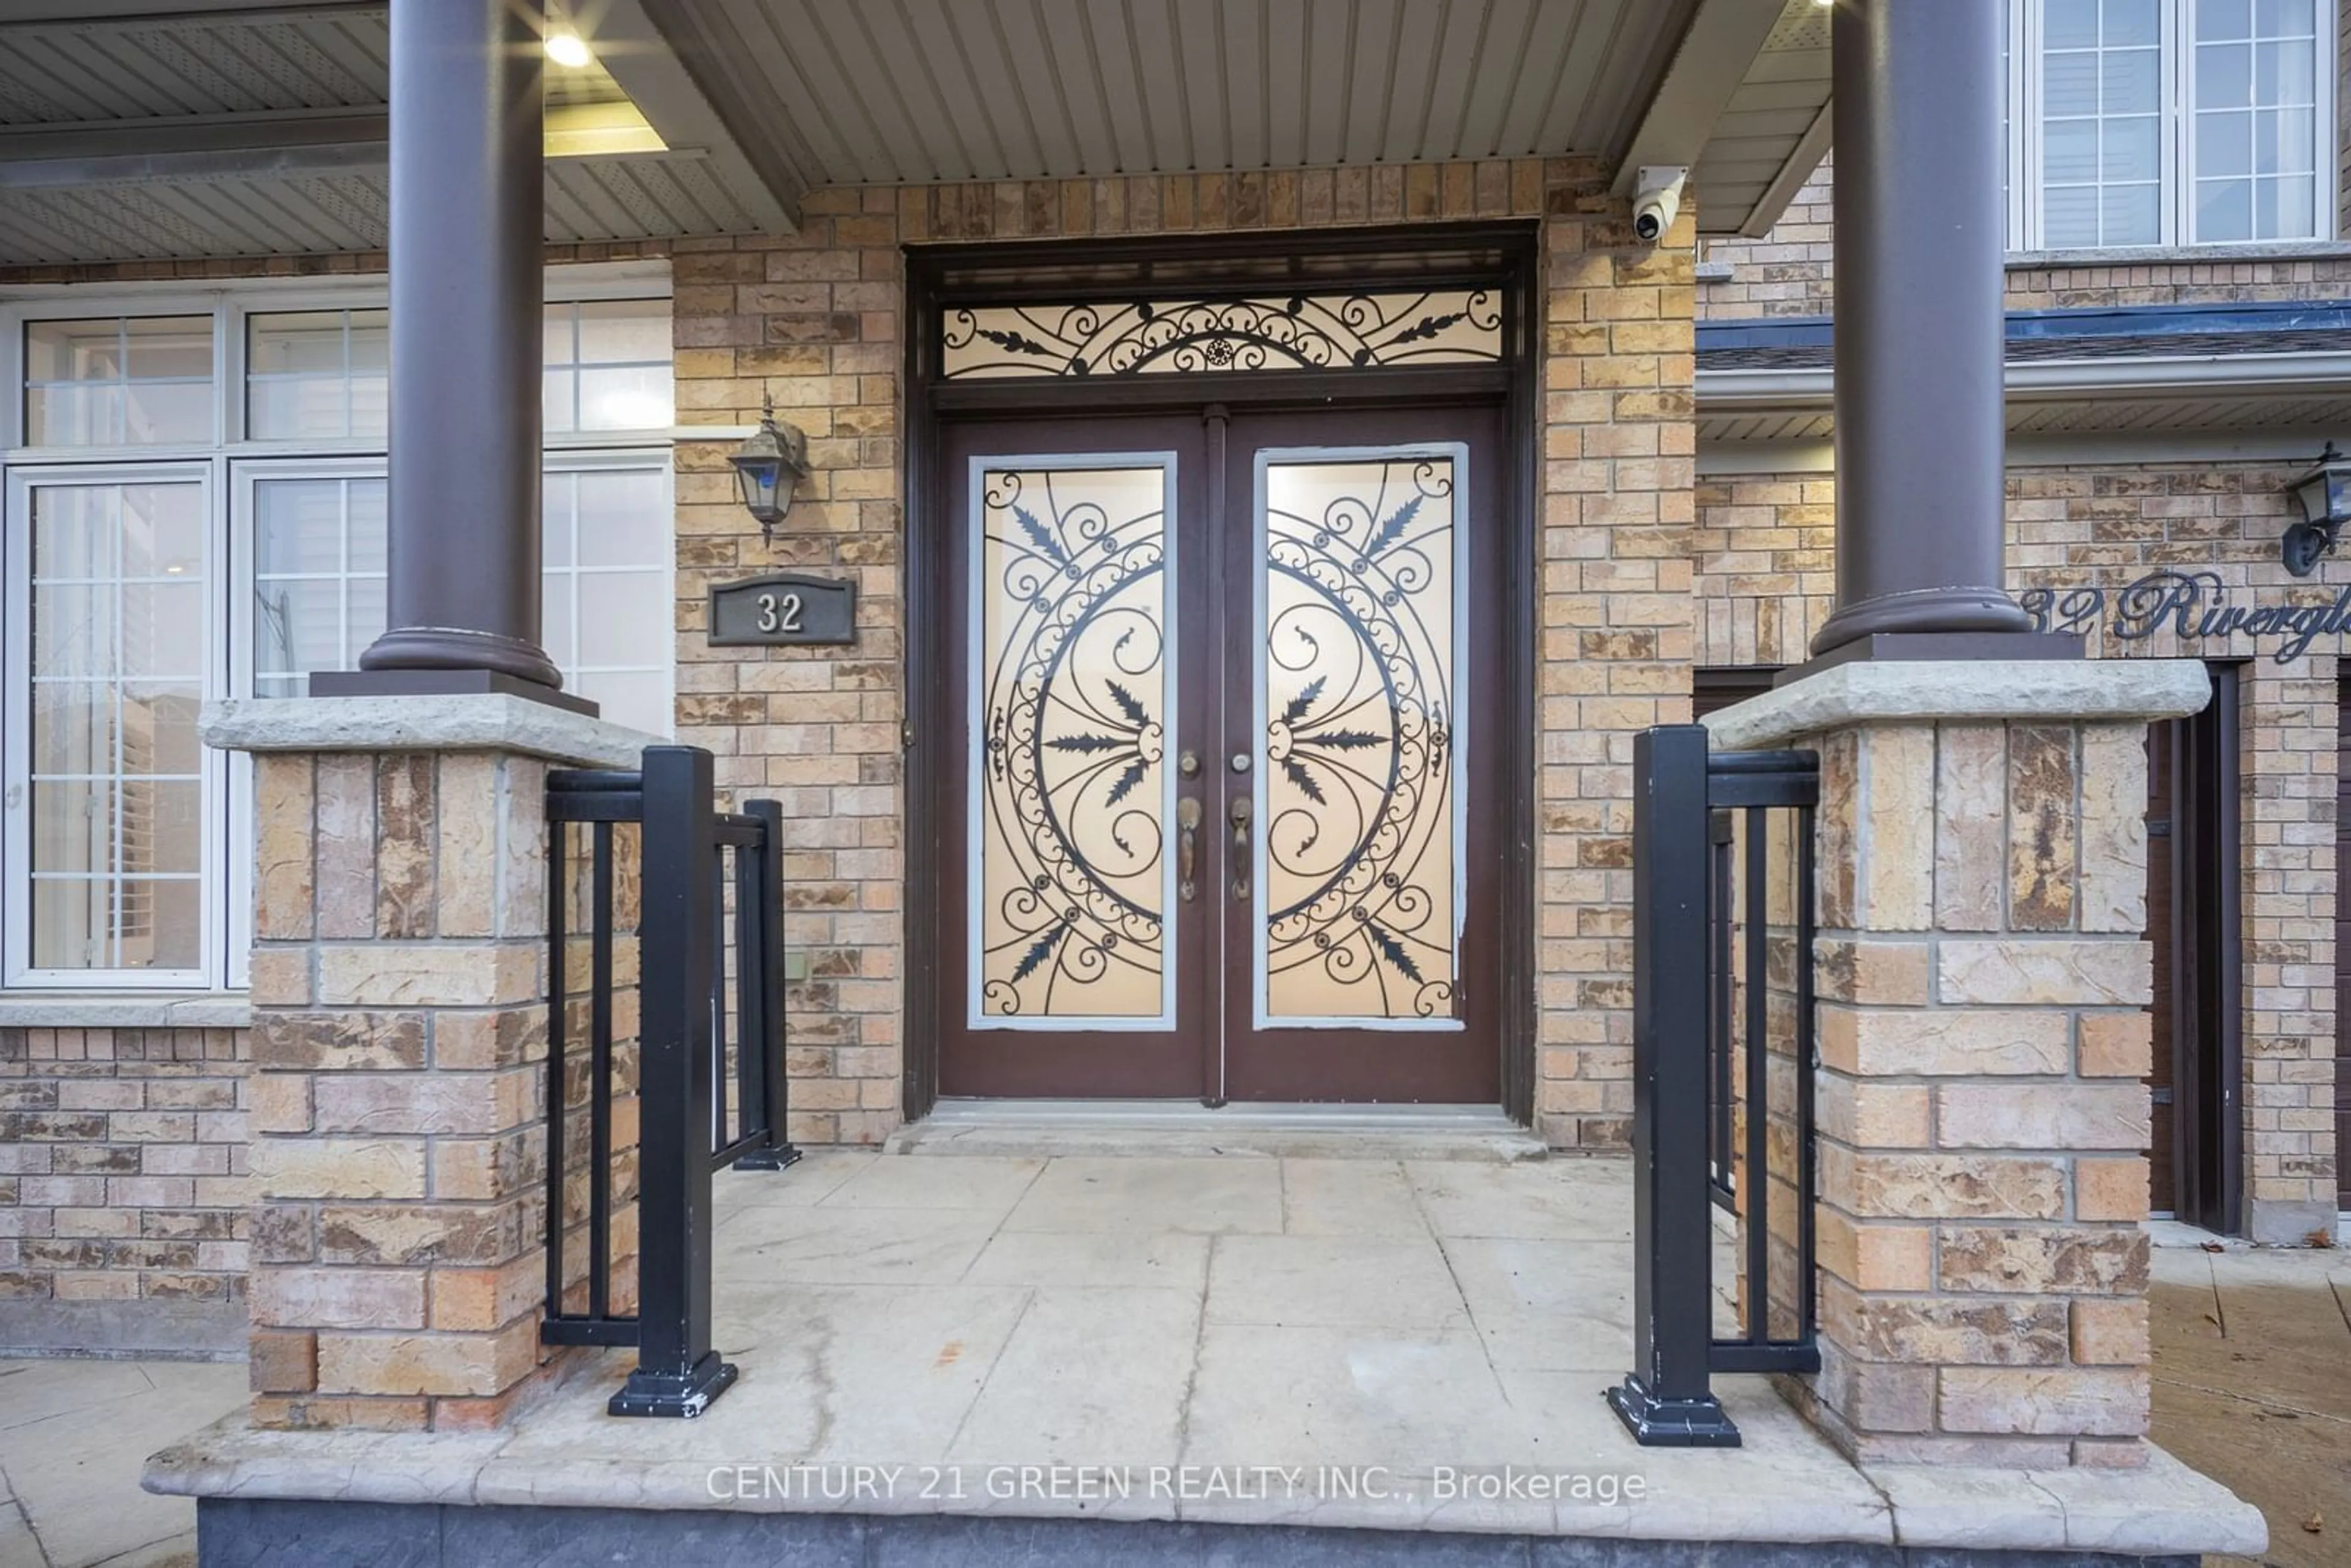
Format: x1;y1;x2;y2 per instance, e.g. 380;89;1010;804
546;32;592;68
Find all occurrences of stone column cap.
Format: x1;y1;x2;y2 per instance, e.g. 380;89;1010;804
200;695;658;769
1704;659;2211;752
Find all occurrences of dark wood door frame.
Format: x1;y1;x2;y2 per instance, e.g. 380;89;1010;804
901;225;1541;1122
2160;663;2243;1235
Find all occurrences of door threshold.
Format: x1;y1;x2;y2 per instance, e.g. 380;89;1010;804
885;1098;1547;1162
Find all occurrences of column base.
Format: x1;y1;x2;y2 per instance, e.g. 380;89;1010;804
356;625;569;693
732;1144;804;1172
1605;1376;1742;1447
1809;585;2040;658
312;666;598;716
609;1352;738;1419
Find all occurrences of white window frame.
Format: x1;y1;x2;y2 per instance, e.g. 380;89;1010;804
0;263;676;994
2;459;229;990
539;449;680;741
227;452;678;735
2006;0;2341;250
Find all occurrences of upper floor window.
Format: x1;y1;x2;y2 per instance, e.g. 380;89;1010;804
2008;0;2335;249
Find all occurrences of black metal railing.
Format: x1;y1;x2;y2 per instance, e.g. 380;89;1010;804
541;745;798;1418
1610;725;1819;1447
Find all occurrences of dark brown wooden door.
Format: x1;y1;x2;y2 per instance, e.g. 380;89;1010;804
1216;407;1504;1103
2145;723;2177;1214
2337;681;2351;1211
2148;670;2243;1234
934;415;1211;1097
934;404;1504;1104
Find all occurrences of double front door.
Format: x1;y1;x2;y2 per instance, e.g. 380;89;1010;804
934;404;1504;1103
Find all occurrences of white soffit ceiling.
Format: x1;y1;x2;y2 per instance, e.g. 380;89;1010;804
1690;0;1832;237
0;0;784;265
641;0;1706;186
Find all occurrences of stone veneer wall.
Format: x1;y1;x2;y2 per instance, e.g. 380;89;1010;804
0;244;663;1341
1700;156;2351;320
1694;462;2342;1237
665;160;1699;1151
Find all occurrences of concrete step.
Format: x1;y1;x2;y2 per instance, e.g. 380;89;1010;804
883;1099;1550;1161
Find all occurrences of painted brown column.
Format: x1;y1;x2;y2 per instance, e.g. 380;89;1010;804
336;0;568;699
1810;0;2038;658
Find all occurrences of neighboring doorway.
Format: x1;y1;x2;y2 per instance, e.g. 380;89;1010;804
931;405;1507;1104
2145;666;2241;1233
2337;678;2351;1214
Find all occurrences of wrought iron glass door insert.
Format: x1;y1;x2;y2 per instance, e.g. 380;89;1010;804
936;406;1502;1103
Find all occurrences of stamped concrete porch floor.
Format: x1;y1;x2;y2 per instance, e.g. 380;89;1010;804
147;1152;2262;1559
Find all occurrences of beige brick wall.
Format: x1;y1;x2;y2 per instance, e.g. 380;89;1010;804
0;1026;249;1341
1700;151;2351;321
1793;712;2160;1468
668;160;1697;1150
1695;460;2342;1229
244;746;564;1431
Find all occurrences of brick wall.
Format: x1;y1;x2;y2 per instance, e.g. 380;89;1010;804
0;1024;249;1351
1695;460;2342;1233
1700;157;2351;321
666;160;1698;1152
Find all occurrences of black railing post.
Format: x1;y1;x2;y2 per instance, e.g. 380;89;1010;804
609;745;737;1417
1609;724;1741;1446
734;798;801;1171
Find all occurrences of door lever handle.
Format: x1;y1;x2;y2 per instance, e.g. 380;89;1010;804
1176;797;1202;901
1229;795;1251;899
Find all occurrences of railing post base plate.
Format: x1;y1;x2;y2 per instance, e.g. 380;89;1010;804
609;1352;738;1419
733;1144;804;1172
1605;1376;1742;1447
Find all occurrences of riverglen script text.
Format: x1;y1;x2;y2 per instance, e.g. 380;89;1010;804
2021;569;2351;664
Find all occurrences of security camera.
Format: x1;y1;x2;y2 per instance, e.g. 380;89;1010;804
1632;166;1689;244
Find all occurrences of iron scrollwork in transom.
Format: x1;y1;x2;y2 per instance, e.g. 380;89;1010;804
942;291;1502;379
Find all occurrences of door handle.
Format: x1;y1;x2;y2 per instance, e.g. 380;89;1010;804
1176;797;1202;901
1229;795;1251;900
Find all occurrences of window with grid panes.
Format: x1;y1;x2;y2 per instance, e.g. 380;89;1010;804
2;285;676;989
2007;0;2334;249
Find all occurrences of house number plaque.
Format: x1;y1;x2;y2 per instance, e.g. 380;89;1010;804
708;572;857;647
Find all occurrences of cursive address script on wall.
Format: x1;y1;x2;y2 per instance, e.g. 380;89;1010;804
2020;569;2351;665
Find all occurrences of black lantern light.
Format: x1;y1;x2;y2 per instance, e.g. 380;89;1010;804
2283;441;2351;576
728;396;812;538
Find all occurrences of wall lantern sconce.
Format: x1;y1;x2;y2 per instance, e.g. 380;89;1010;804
2283;441;2351;576
729;396;812;538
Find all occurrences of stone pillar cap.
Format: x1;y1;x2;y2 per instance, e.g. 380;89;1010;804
1704;659;2212;753
200;695;658;769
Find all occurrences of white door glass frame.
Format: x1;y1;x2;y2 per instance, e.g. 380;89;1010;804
2;460;228;989
2004;0;2340;250
964;451;1181;1033
1249;445;1469;1034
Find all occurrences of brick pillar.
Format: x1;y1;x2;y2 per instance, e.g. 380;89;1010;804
1706;661;2209;1469
208;696;646;1432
